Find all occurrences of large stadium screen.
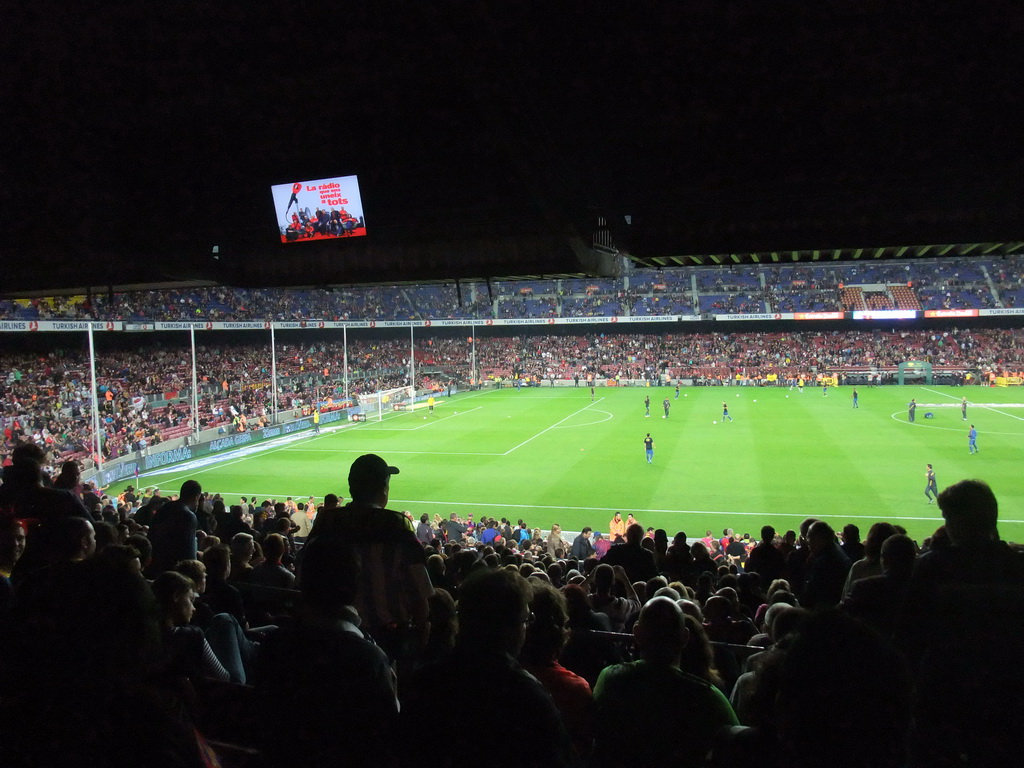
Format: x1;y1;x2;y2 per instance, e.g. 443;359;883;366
271;175;366;243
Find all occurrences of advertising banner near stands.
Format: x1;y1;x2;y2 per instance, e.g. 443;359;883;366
251;315;696;328
715;313;792;322
149;321;273;331
473;316;693;327
851;310;918;320
924;309;979;318
0;320;122;332
5;309;1018;334
93;460;140;488
319;410;346;426
135;409;353;474
144;445;195;470
207;432;256;453
154;322;201;331
793;312;845;320
209;322;273;330
558;317;614;324
498;318;558;325
275;320;348;329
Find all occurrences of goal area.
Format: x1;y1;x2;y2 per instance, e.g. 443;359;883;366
355;386;415;421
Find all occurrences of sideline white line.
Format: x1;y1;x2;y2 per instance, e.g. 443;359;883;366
202;492;984;524
922;387;1024;422
388;499;954;524
501;398;606;455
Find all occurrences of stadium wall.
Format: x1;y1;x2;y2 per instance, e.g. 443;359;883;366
84;408;349;487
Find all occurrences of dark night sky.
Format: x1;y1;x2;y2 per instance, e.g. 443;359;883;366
2;1;1022;289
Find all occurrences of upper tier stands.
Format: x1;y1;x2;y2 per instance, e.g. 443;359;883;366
2;256;1021;321
2;255;1022;466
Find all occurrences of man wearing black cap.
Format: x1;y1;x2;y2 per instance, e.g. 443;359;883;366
307;454;433;662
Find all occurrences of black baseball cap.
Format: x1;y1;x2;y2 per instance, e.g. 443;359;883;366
348;454;400;495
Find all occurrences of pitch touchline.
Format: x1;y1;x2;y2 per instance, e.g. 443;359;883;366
387;499;953;523
502;398;606;455
202;492;1011;524
922;387;1024;422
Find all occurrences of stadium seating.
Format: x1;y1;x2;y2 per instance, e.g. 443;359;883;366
3;255;1021;321
840;286;867;311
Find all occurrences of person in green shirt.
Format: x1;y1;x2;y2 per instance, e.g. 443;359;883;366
592;596;738;768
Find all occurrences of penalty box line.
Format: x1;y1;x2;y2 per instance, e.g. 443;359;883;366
501;398;606;455
160;393;604;481
922;387;1024;422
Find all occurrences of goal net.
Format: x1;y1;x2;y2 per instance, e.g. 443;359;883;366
356;386;415;422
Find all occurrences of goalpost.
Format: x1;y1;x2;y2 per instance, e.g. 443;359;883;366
355;386;415;422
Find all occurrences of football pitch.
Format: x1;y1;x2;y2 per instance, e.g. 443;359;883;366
128;385;1024;544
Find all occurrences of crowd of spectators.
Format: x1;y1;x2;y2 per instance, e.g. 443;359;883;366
4;327;1022;466
472;327;1024;382
2;256;1022;321
698;292;767;314
0;441;1019;767
0;337;423;464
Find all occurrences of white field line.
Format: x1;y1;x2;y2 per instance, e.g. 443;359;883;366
922;387;1024;422
203;492;980;524
139;392;496;480
283;447;503;456
332;388;494;428
436;389;497;405
149;389;577;480
501;398;606;455
406;406;482;430
552;409;614;429
888;412;1021;435
491;395;587;399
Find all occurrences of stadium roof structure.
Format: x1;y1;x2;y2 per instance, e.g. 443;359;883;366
2;2;1022;293
628;242;1024;269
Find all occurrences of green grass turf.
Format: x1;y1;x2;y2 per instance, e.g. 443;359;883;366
123;385;1024;544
